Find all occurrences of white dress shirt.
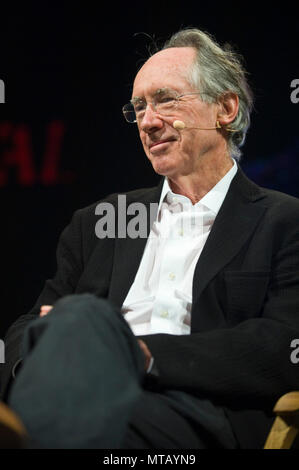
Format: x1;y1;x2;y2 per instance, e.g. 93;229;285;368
122;159;237;336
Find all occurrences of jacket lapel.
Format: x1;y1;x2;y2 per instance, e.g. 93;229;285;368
192;166;267;307
108;181;163;308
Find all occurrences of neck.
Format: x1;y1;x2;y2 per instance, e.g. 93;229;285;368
168;154;234;204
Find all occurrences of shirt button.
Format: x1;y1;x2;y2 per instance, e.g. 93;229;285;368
161;310;169;318
169;272;176;280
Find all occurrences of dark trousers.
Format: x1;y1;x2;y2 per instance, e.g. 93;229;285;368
8;294;237;449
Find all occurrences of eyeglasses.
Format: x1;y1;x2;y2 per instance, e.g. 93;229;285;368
122;88;208;124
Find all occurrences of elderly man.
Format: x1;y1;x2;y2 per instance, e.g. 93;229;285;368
1;28;299;449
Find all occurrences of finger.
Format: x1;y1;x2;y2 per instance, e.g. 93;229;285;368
39;305;53;317
137;340;152;370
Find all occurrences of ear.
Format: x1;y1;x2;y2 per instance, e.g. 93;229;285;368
217;92;239;126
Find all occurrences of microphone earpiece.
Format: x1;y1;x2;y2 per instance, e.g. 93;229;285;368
173;120;219;131
173;119;238;132
173;120;186;130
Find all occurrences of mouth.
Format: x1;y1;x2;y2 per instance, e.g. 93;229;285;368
149;138;176;151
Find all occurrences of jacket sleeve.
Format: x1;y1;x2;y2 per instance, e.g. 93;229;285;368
140;208;299;410
0;209;84;401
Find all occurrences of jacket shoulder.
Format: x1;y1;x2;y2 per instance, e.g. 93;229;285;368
74;185;161;219
259;187;299;223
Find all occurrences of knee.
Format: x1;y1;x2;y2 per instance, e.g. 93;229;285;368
51;293;120;323
37;294;133;344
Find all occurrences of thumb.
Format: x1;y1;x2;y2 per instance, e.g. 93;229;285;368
39;305;53;317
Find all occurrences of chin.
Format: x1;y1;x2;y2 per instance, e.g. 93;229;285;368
149;153;177;176
152;164;176;177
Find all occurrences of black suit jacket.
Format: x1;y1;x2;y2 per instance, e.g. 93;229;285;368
1;165;299;448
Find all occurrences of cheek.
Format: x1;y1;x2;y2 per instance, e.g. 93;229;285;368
139;133;153;159
139;132;147;148
180;132;197;153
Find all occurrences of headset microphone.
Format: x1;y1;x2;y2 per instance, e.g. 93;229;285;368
173;120;187;130
173;120;238;132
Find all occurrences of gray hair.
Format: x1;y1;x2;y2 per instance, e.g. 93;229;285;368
162;28;254;160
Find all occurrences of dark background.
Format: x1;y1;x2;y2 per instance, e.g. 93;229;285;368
0;1;298;338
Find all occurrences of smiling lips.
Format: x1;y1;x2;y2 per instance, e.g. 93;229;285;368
149;138;176;150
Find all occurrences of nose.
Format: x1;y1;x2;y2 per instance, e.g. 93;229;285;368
139;104;164;134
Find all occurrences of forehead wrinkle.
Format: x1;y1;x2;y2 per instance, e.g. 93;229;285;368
132;74;190;100
131;87;177;103
132;47;196;100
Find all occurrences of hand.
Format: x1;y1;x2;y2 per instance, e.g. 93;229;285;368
39;305;53;317
137;339;153;371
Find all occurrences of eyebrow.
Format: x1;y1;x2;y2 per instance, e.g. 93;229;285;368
131;87;176;104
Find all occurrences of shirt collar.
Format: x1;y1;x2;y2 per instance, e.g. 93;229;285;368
158;158;238;215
